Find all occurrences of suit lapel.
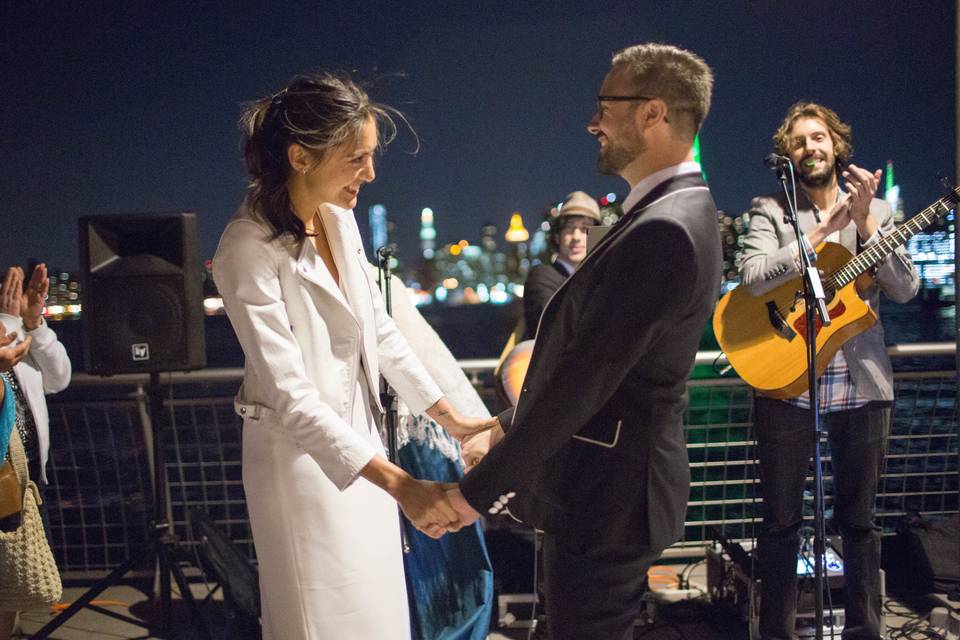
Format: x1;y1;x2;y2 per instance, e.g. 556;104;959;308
318;206;365;317
517;172;708;423
317;205;383;405
581;172;708;267
295;240;355;318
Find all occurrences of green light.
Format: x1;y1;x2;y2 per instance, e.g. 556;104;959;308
885;160;895;192
693;134;707;182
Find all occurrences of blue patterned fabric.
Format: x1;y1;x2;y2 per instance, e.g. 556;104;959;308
0;376;13;462
398;416;493;640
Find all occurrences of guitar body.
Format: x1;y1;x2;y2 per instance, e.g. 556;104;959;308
714;242;877;399
497;339;534;406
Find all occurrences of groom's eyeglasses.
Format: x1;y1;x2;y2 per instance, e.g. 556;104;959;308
596;95;654;111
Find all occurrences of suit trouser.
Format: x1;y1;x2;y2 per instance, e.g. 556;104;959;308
542;530;660;640
754;397;889;640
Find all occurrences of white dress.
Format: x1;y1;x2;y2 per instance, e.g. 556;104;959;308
243;270;410;640
214;203;442;640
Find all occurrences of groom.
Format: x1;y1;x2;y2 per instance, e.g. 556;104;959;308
449;43;722;640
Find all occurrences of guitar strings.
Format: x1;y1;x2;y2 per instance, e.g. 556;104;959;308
768;188;958;319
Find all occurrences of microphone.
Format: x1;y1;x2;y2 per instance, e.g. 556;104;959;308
763;153;792;171
376;244;398;260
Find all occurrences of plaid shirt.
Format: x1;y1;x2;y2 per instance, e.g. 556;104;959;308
785;204;876;414
786;348;870;413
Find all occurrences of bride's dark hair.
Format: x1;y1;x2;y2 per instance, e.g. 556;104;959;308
240;73;403;241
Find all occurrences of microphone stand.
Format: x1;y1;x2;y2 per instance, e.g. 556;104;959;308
775;159;832;640
376;245;410;554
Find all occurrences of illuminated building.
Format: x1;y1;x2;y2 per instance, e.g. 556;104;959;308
369;204;388;255
884;160;905;223
504;212;529;243
419;207;437;259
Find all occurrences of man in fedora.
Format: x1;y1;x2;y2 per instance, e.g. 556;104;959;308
522;191;601;339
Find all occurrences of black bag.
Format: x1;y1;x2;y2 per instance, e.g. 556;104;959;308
188;508;261;639
883;513;960;595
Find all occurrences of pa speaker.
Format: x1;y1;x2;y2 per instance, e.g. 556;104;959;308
80;213;206;374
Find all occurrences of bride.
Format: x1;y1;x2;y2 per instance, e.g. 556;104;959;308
213;73;497;640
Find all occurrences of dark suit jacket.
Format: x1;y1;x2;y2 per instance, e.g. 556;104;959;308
461;172;722;552
523;261;570;339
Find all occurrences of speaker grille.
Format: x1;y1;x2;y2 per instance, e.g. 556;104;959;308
80;213;206;374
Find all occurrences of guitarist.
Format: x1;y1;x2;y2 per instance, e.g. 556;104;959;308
739;102;919;640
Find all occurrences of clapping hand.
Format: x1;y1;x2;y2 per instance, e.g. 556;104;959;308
841;164;881;240
808;193;852;248
21;264;49;330
0;267;23;318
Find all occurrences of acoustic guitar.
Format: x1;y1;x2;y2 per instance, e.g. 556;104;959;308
714;186;958;399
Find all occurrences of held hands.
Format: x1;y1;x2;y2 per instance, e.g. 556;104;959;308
460;421;506;472
394;478;463;539
460;430;491;471
426;398;500;442
360;457;464;539
445;486;481;529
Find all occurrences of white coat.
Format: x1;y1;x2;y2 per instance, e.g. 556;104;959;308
0;314;72;484
213;202;443;640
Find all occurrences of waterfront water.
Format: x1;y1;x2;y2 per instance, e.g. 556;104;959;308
48;293;953;371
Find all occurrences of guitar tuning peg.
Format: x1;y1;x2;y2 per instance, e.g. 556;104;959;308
937;174;956;193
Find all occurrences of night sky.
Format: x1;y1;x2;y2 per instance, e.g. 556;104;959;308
1;1;955;271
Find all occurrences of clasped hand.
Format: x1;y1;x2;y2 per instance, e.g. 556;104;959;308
429;405;499;442
394;478;464;539
392;479;483;539
424;398;500;469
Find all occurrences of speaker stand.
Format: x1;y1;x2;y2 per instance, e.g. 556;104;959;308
31;372;212;639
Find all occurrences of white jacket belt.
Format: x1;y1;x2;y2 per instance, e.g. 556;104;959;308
213;203;443;490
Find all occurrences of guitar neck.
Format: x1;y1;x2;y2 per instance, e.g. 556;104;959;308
831;186;960;289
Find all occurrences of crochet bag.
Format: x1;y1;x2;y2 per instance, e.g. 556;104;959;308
0;429;62;609
0;459;21;520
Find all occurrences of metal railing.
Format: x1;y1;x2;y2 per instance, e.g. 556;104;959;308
44;343;957;572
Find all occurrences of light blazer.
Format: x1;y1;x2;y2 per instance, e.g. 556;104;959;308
212;203;443;490
461;173;722;552
739;190;919;401
0;314;71;484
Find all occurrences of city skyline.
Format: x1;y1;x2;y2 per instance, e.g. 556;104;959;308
1;2;955;271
